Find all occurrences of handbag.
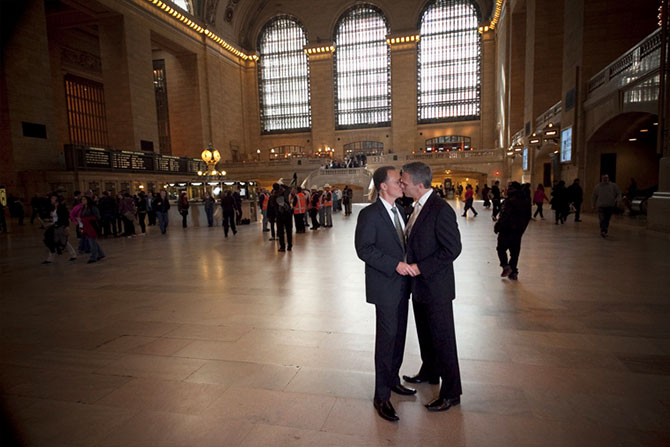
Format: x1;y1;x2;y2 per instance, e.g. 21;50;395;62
123;211;135;221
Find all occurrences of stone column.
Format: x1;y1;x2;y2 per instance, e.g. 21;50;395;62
306;47;335;156
99;14;158;151
389;36;418;153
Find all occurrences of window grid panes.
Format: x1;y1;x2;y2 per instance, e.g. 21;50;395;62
64;74;109;147
334;5;390;129
418;0;481;123
258;16;311;133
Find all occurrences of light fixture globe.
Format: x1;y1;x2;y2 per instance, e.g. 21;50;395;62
201;149;213;163
212;150;221;163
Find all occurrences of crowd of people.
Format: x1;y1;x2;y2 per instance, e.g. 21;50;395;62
256;183;354;252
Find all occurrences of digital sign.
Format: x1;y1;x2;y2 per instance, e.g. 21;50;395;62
561;127;572;162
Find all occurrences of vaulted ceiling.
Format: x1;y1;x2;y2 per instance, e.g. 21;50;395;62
204;0;494;51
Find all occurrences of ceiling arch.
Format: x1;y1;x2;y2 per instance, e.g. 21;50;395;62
207;0;494;51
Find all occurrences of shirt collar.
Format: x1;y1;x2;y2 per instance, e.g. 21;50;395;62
379;196;396;211
414;189;433;208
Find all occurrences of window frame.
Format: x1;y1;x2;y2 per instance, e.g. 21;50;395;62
257;15;312;135
417;0;482;124
333;4;391;130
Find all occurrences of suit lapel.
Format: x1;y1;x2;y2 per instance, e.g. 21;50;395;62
407;191;436;246
376;199;404;251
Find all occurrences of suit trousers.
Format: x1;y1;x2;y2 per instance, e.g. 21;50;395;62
411;300;439;381
425;299;462;399
374;299;409;400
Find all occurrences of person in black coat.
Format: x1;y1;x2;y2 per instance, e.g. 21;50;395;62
220;190;237;237
400;162;463;413
551;180;569;224
274;184;293;251
490;181;502;220
494;182;531;280
355;166;415;422
567;178;583;222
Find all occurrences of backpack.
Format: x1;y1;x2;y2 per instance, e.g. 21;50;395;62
276;195;291;214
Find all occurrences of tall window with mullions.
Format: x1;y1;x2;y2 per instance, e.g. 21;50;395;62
334;5;390;129
258;16;311;134
418;0;481;123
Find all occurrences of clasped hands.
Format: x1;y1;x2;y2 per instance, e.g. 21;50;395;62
396;262;421;277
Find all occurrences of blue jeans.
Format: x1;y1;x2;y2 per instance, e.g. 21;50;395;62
205;207;214;227
261;209;268;230
157;211;168;234
87;237;104;261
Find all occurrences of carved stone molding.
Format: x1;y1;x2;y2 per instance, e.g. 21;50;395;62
61;47;102;74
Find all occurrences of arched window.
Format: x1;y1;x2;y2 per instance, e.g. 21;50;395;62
334;5;390;129
418;0;480;122
172;0;192;13
258;16;311;133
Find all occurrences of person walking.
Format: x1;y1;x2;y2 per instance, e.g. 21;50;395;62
400;161;463;413
136;192;148;235
551;180;569;224
491;181;502;221
532;184;549;219
461;184;478;217
355;166;414;422
119;193;137;237
494;182;531;280
220;190;237;237
267;184;279;240
43;194;77;263
147;192;156;226
177;192;189;228
343;185;353;216
309;186;321;230
322;184;334;227
98;191;117;237
154;190;170;234
204;192;215;227
481;184;491;208
275;184;293;251
567;178;583;222
79;196;105;263
592;174;621;238
259;188;270;232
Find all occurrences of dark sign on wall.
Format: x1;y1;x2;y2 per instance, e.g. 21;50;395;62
65;145;206;175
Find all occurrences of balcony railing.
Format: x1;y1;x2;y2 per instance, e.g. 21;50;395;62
368;149;503;164
587;29;661;100
535;101;562;129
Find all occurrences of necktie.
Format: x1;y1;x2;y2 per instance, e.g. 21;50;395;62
391;206;405;252
405;202;422;238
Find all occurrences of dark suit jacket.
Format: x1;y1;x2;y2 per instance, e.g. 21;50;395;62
355;199;409;307
406;191;462;303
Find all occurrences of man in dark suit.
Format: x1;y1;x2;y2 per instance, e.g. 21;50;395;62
400;161;463;412
355;166;417;422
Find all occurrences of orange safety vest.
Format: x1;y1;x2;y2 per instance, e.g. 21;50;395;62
261;194;269;210
323;191;333;207
294;193;307;214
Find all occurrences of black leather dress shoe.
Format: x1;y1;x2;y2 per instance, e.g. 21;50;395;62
373;398;399;422
402;374;440;385
425;396;460;412
391;384;416;395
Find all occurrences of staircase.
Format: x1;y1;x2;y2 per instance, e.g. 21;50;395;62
301;167;373;202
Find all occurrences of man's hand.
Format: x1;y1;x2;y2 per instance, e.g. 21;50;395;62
408;263;421;276
396;262;415;276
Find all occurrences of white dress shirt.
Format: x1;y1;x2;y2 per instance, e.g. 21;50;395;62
379;197;405;232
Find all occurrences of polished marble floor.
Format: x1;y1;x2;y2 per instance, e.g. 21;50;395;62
1;201;669;446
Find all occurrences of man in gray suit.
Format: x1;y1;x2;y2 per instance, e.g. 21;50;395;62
401;161;463;412
355;166;417;422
